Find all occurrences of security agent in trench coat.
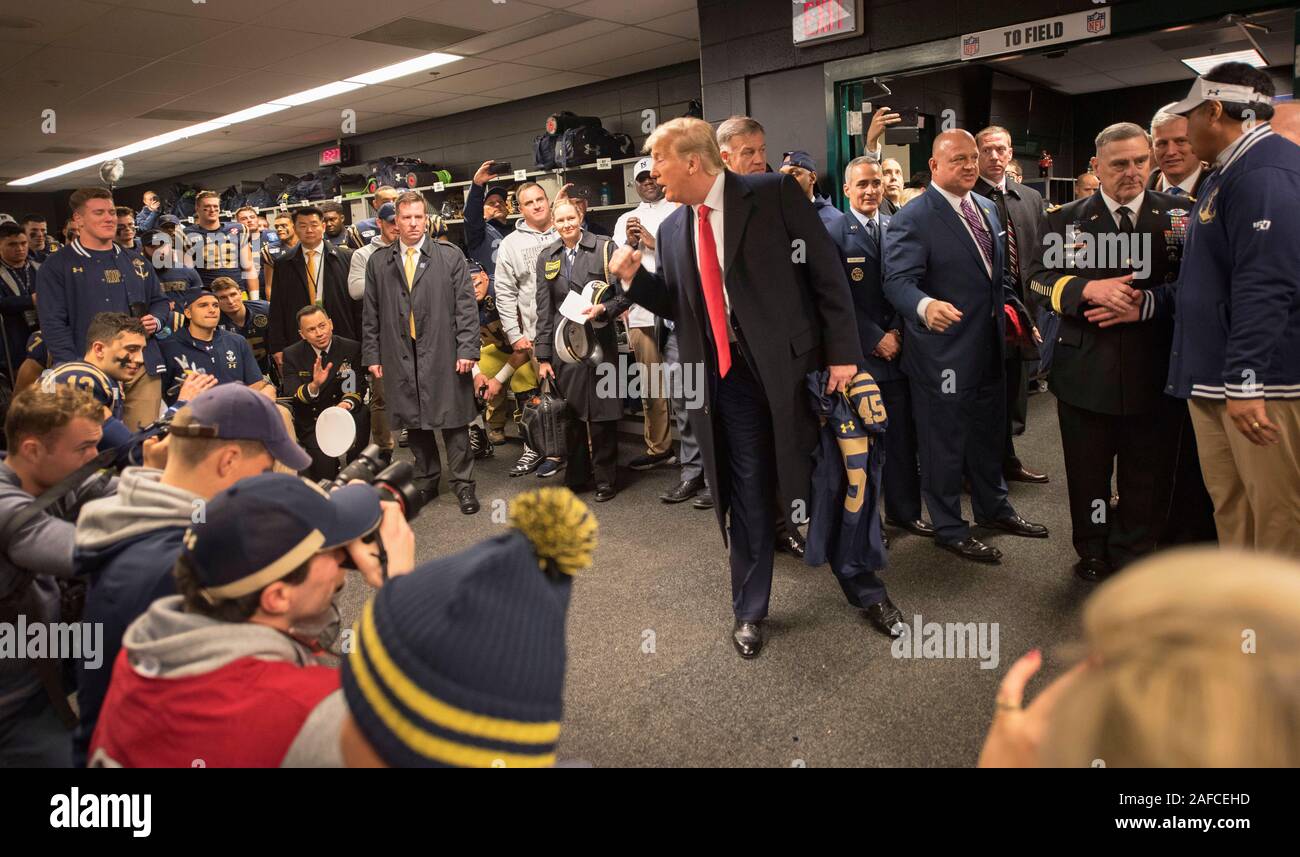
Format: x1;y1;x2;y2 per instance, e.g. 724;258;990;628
533;229;631;498
362;233;480;509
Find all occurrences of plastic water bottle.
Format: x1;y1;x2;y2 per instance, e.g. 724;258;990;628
599;182;612;207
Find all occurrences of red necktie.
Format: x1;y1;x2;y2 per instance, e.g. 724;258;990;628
696;204;731;377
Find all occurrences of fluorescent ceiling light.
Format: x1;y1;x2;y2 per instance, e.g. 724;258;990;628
8;155;105;186
214;103;291;124
1182;48;1267;75
270;80;365;107
345;52;460;85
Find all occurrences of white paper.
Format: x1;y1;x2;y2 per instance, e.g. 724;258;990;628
559;290;593;323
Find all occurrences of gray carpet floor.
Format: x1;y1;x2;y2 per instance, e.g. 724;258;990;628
336;389;1091;767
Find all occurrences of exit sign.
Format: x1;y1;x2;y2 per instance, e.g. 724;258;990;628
792;0;862;46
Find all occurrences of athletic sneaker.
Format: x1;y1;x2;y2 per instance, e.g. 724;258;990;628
509;445;543;476
536;458;564;478
629;450;677;471
469;425;494;459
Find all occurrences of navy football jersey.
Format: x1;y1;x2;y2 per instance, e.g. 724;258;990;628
219;299;273;374
25;330;51;368
41;360;124;420
184;221;246;288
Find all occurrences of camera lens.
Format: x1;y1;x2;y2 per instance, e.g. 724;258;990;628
373;461;423;521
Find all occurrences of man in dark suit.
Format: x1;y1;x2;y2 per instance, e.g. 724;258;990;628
609;117;904;659
1026;122;1212;581
974;126;1049;485
1148;104;1210;198
828;156;931;538
280;305;368;481
883;130;1048;563
267;206;354;369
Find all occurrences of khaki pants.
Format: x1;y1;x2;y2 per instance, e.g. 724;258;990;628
1188;398;1300;557
122;372;162;431
369;374;393;450
628;327;671;456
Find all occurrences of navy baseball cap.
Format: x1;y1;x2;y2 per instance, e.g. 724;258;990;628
483;185;508;203
169;384;312;472
182;473;382;603
781;151;818;173
158;215;181;226
377;202;396;223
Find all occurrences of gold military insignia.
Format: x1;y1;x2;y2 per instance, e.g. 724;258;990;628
1197;188;1218;224
254;314;268;328
104;269;122;283
851;267;865;282
544;258;562;280
338;361;352;376
132;258;147;278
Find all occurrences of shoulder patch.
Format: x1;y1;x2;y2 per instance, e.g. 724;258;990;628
544;258;562;280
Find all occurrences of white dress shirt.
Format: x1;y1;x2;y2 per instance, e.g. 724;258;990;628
1099;188;1145;230
613;195;679;328
299;241;325;294
917;183;993;326
1157;165;1201;196
692;171;735;342
849;206;880;232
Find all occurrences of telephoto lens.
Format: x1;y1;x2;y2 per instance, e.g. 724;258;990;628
372;460;424;521
322;443;385;492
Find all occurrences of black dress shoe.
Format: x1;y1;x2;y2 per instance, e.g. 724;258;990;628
456;486;480;515
1004;464;1049;484
978;514;1049;538
692;487;714;509
593;483;616;502
660;476;703;504
886;517;936;538
863;597;906;637
938;537;1002;563
1073;557;1111;582
732;620;763;659
776;532;805;559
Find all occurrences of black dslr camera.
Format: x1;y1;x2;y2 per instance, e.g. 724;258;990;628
321;443;425;521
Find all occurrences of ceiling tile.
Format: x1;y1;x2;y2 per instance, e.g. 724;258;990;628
0;1;117;46
187;25;338;69
482;70;606;100
515;26;683;70
0;41;44;74
258;37;427;79
412;0;554;32
419;62;551;95
187;72;335;112
477;18;620;61
424;94;508;117
577;38;698;77
117;0;298;23
52;8;234;58
567;0;696;26
258;0;439;37
639;8;699;39
411;57;495;90
98;60;241;97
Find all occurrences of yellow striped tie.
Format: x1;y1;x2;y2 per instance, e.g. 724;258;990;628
405;246;418;340
305;249;318;305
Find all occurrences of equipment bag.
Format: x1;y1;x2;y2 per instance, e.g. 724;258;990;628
556;126;634;168
520;377;569;459
534;111;603;168
366;156;439;193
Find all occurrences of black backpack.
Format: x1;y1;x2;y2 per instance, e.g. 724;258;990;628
288;171;331;202
219;185;244;212
262;172;299;196
534;111;603;168
556;126;634;168
366;156;438;192
168;184;198;219
243;186;275;209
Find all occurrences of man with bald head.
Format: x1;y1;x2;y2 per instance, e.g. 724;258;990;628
1272;101;1300;147
883;130;1048;564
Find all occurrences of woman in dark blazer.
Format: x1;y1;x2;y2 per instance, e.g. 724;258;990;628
534;198;630;501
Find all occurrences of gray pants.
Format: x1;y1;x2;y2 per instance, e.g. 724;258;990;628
663;332;702;482
407;426;473;496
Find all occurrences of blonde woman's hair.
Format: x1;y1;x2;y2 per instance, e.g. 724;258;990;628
1041;547;1300;768
551;198;581;221
898;187;925;207
644;117;724;175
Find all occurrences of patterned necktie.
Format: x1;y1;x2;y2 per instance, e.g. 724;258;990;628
696;204;731;378
304;249;318;305
959;196;994;270
989;188;1019;281
1167;186;1186;197
404;246;418;339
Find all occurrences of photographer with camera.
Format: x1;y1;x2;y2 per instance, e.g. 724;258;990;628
0;386;116;767
88;471;415;768
72;383;312;766
281;305;367;481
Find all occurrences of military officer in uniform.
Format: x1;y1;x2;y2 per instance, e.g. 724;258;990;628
827;156;931;538
1026;122;1209;581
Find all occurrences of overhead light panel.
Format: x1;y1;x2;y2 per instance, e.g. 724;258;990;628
1182;48;1267;75
214;103;291;124
270;81;365;107
344;52;460;85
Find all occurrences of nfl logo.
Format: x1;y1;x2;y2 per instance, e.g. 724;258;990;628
1087;11;1105;33
962;36;979;57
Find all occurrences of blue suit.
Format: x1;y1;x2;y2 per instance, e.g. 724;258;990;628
828;209;922;524
883;186;1023;543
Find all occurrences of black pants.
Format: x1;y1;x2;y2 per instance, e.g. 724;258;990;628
1003;355;1028;468
1057;397;1183;568
564;418;618;489
297;408;371;483
406;425;473;496
878;376;922;523
717;348;886;620
1161;407;1218;545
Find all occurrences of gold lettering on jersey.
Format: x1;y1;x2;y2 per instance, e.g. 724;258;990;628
104;269;122;283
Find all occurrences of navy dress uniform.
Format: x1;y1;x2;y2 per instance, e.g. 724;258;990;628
1026;188;1211;575
827;208;925;531
1164;116;1300;556
534;231;631;493
281;334;368;480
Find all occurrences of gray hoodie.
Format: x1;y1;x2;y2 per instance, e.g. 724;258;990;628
74;467;199;554
492;219;557;344
92;595;344;767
